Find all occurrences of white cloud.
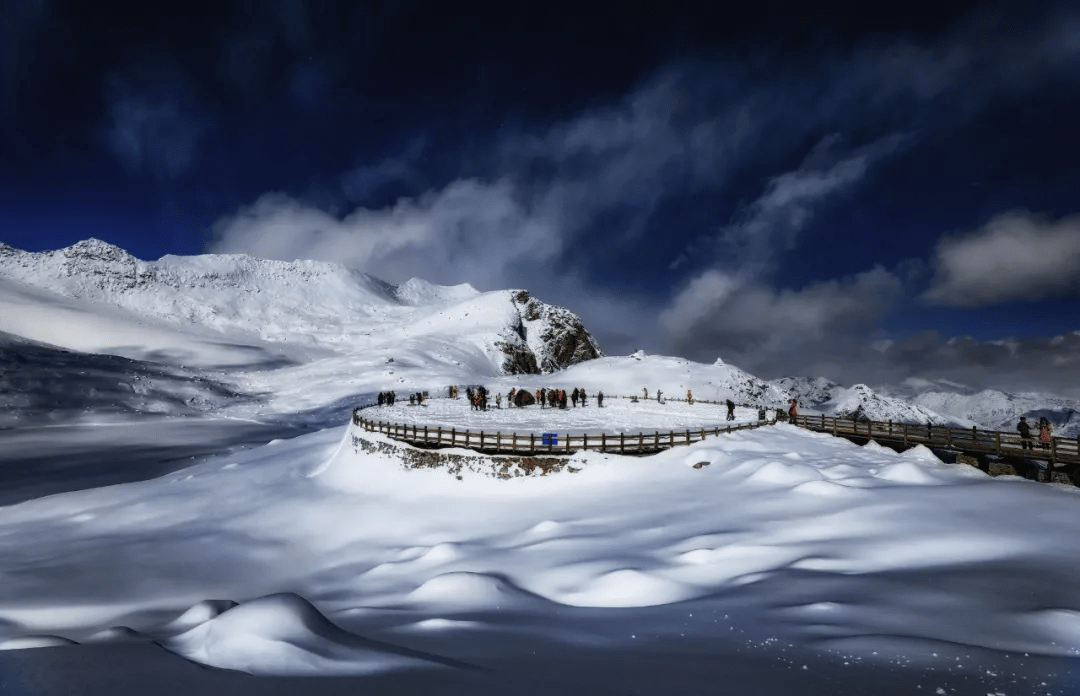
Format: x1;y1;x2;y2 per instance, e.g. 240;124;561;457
210;178;561;289
923;210;1080;306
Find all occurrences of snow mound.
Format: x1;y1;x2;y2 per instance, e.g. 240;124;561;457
162;599;239;635
746;460;824;487
557;568;697;608
164;593;448;675
874;460;944;485
0;635;78;650
899;444;942;464
84;626;147;643
406;572;545;611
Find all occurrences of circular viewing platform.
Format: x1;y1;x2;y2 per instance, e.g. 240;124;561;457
353;396;779;455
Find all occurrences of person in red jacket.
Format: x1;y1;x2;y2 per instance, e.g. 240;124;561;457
788;399;798;423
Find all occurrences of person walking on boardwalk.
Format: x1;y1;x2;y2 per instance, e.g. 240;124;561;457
495;393;502;409
726;399;735;421
1039;417;1053;450
597;391;604;407
571;388;579;407
643;387;649;400
579;388;587;406
1016;416;1033;449
788;399;798;423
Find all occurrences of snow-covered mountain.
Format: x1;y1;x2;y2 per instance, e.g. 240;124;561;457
0;239;602;377
769;376;977;427
876;379;1080;438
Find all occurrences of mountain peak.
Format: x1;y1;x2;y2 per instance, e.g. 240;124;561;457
61;238;137;263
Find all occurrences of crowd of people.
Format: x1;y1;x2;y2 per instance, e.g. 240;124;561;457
378;385;800;423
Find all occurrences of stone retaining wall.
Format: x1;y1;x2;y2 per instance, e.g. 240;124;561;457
352;430;585;480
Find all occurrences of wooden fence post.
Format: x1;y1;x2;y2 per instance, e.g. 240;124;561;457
513;431;517;450
602;433;606;452
639;432;643;451
531;433;535;450
567;434;570;453
685;429;690;446
888;420;892;435
655;431;659;449
437;426;442;444
620;432;625;454
466;430;471;448
995;431;1000;455
480;430;485;449
451;428;455;446
424;425;428;443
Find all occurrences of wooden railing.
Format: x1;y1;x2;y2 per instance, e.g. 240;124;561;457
793;414;1080;465
352;411;774;455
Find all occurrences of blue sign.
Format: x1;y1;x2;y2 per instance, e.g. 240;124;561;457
542;433;559;446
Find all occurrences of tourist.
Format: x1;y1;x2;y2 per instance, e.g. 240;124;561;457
1039;417;1053;450
726;399;735;421
788;399;798;423
1017;416;1033;450
496;393;502;409
579;388;587;406
597;391;604;407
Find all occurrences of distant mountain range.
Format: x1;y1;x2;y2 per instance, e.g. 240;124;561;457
1;238;1076;437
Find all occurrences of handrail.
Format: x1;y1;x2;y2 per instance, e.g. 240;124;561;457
350;409;776;455
348;402;1079;465
791;414;1080;465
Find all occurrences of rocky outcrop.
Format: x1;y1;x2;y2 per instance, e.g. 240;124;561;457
510;290;603;374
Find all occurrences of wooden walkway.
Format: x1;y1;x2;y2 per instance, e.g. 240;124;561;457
351;410;774;455
791;414;1080;467
351;403;1080;473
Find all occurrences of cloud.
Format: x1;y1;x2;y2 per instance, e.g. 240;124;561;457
923;210;1080;306
720;132;910;270
209;178;561;290
662;265;904;351
103;71;213;180
208;6;1080;381
340;136;427;204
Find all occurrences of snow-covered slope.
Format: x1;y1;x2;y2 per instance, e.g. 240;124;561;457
0;239;602;378
0;331;252;427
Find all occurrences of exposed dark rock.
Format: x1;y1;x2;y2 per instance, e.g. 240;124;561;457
352;433;583;479
512;389;536;407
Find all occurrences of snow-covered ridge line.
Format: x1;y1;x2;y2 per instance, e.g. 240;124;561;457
0;238;603;376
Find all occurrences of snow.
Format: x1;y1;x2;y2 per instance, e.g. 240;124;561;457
0;417;1078;692
2;239;1080;693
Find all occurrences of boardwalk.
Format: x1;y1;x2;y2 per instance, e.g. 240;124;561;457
792;414;1080;467
352;410;774;455
352;404;1080;480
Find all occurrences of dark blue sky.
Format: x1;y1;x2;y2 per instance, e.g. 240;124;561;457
3;0;1080;394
